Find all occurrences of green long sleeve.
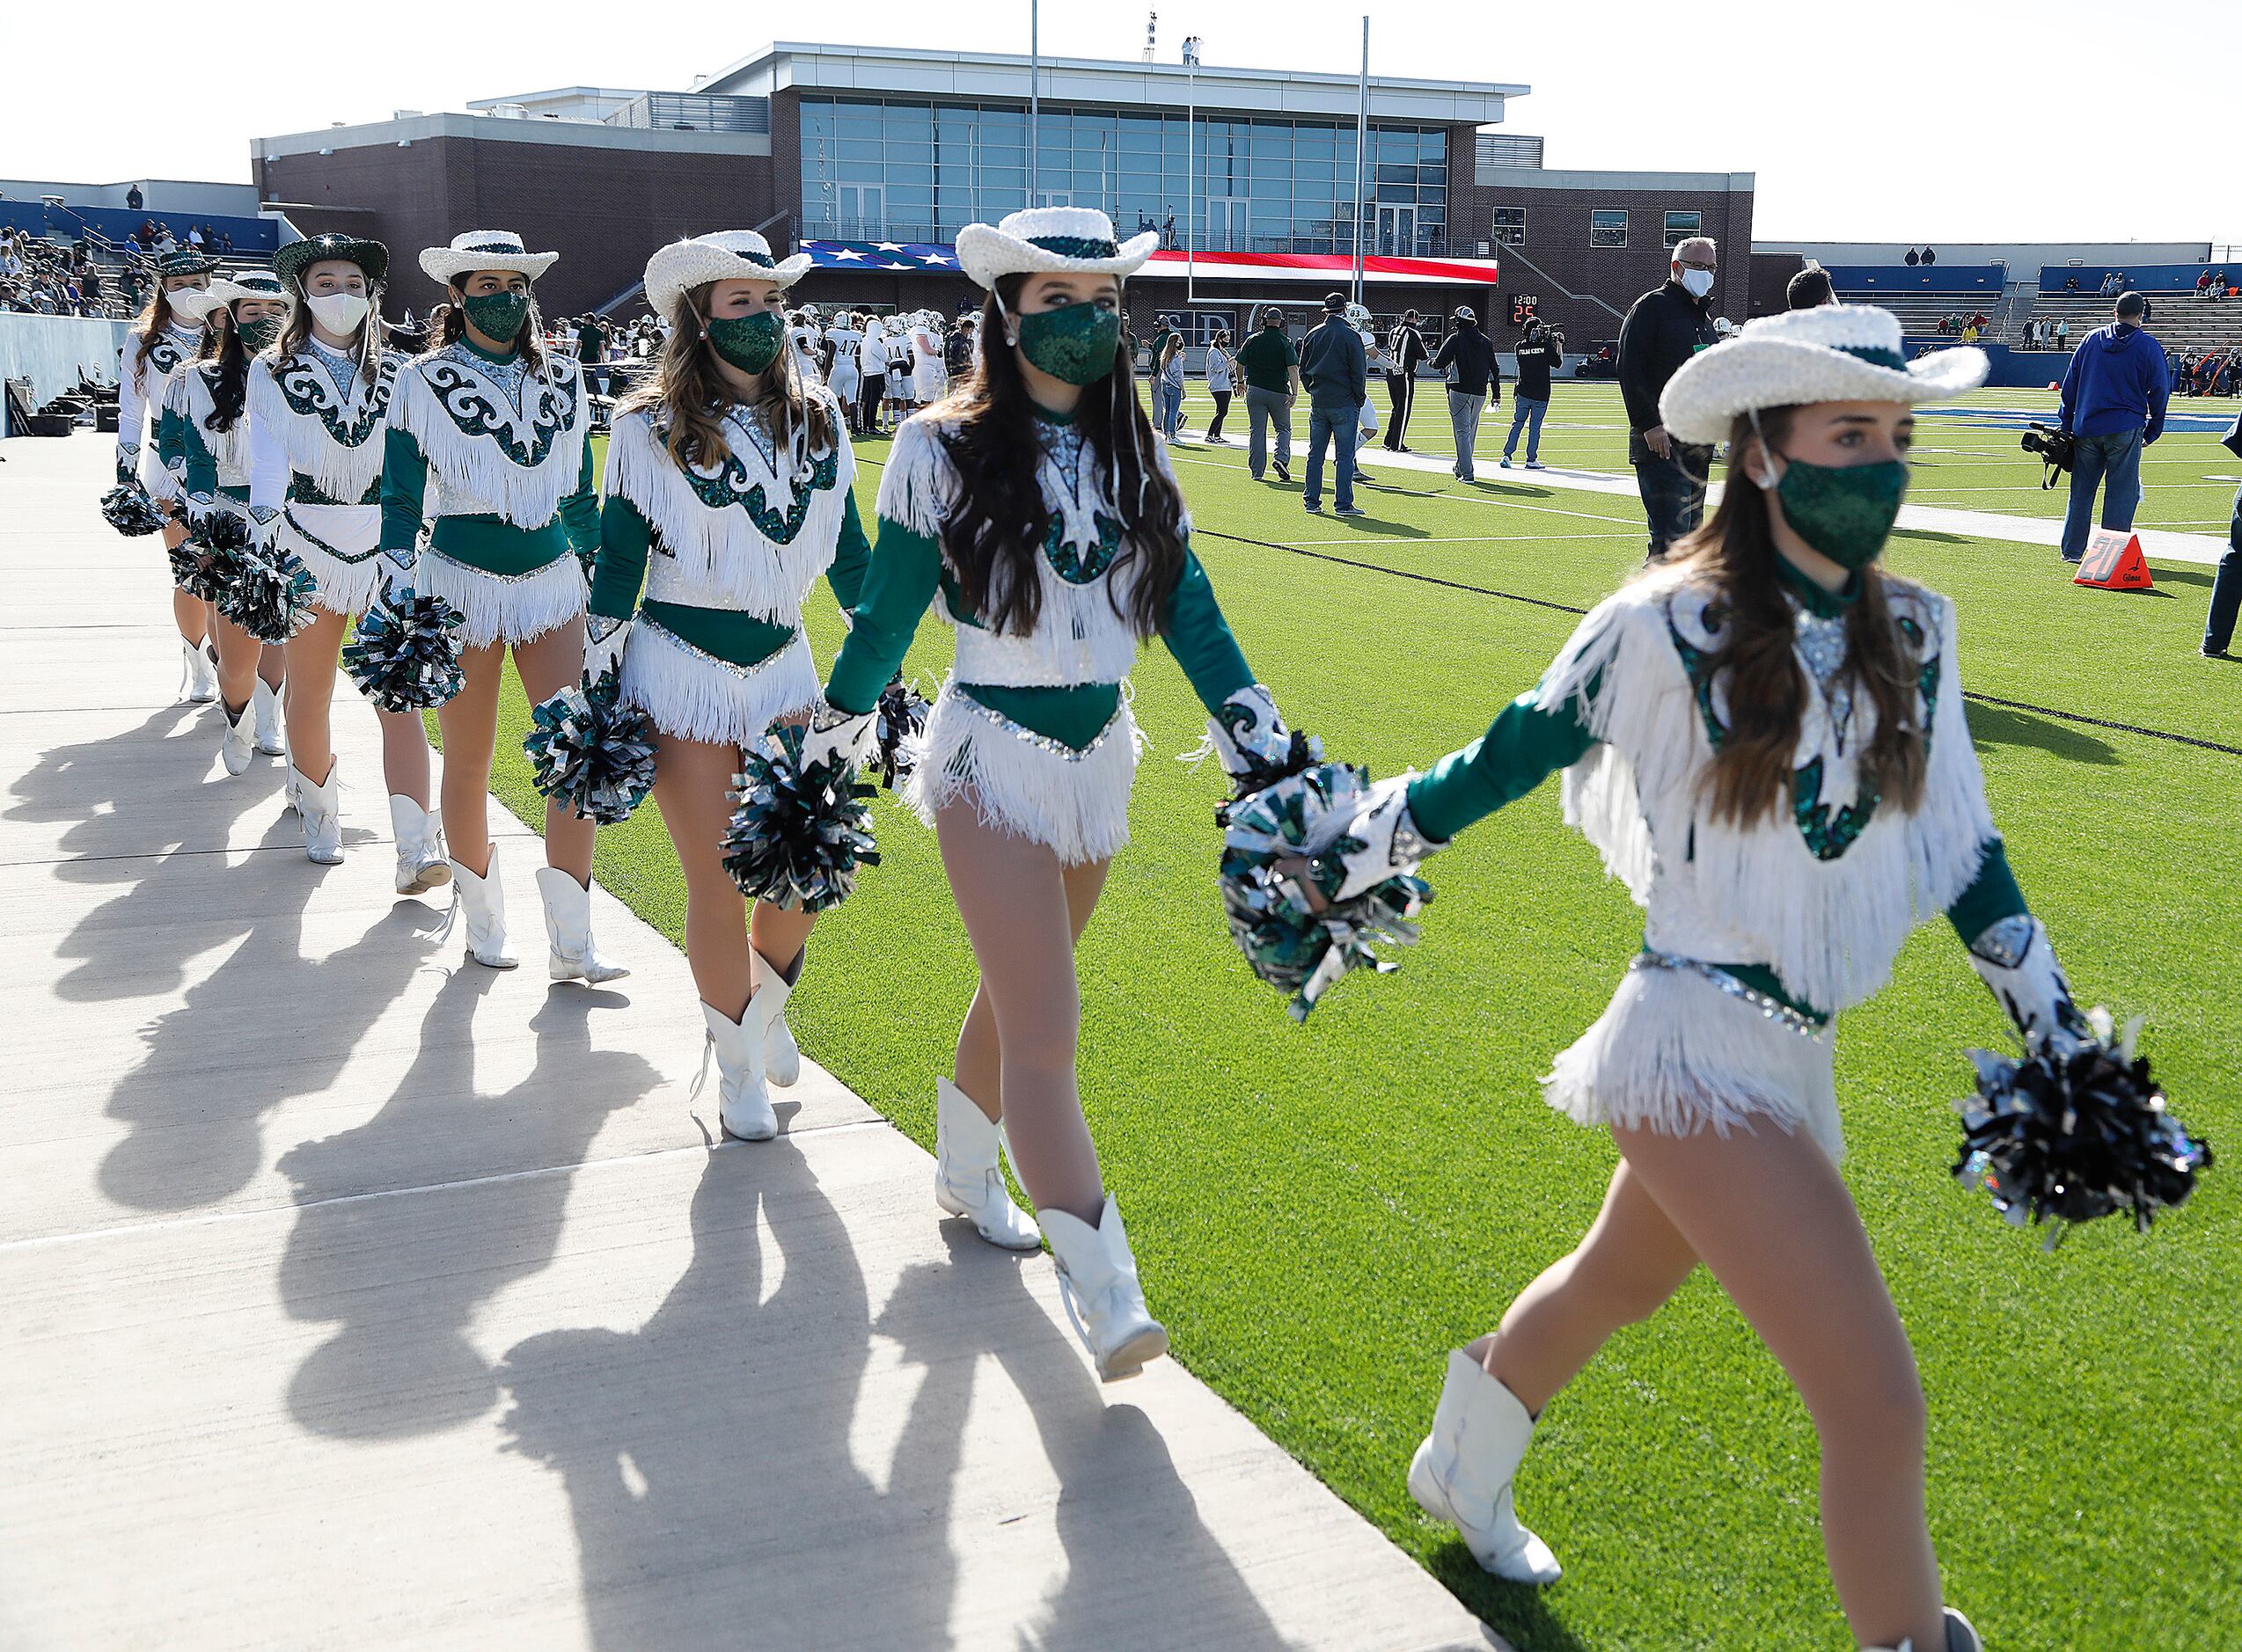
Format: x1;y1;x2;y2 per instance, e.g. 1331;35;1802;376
1406;686;1598;844
1159;545;1256;716
825;514;944;714
378;426;429;563
175;413;216;501
558;437;600;558
824;492;872;615
589;493;653;622
156;405;187;480
1946;837;2029;947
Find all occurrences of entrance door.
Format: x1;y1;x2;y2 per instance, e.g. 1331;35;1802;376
839;183;883;239
1034;191;1073;209
1374;202;1418;257
1205;197;1249;252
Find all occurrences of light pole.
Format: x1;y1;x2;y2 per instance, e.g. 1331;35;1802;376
1352;16;1368;305
1028;0;1039;202
1184;35;1200;306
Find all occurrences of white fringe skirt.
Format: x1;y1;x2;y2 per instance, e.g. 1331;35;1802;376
617;618;820;749
275;503;385;620
1542;955;1844;1163
904;678;1143;866
415;547;588;650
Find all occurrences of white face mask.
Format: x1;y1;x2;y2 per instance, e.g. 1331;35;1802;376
166;287;217;323
306;290;370;333
1680;267;1716;298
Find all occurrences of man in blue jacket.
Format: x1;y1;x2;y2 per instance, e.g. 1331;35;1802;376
2057;290;2170;563
1298;291;1369;516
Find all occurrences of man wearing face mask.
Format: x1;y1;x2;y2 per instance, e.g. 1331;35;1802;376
1618;235;1720;560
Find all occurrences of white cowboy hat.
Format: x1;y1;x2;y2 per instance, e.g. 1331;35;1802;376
207;270;295;309
417;230;560;287
1660;304;1987;444
643;230;811;318
954;207;1159;290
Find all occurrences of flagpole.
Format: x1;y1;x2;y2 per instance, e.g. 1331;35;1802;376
1029;0;1040;202
1352;16;1367;305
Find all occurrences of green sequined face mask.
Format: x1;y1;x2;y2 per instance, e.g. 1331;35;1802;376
236;314;282;353
461;289;531;347
1014;301;1122;386
707;311;785;375
1769;455;1909;570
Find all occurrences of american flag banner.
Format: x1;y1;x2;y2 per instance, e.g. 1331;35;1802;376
797;240;963;272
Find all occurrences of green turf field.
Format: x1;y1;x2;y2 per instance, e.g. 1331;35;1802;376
469;410;2238;1650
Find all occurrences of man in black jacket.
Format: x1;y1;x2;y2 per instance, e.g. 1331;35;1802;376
1501;318;1562;469
1429;306;1498;481
1298;292;1369;515
1617;235;1719;559
1380;309;1430;451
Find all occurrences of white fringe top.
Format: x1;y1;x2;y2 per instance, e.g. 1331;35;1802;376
246;343;399;506
604;389;855;621
165;363;253;492
388;343;588;529
1537;565;1997;1013
874;410;1190;688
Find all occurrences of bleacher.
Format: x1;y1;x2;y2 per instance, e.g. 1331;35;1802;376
1819;264;2012;344
2019;265;2242;355
3;198;280;318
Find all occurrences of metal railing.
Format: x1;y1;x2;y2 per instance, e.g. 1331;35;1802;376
799;221;1462;261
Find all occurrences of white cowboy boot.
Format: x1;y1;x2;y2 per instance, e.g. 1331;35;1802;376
449;850;518;969
251;676;287;756
1865;1608;1982;1652
387;795;450;895
293;761;343;866
180;638;218;703
759;948;802;1087
934;1078;1040;1251
1037;1196;1169;1381
1409;1349;1564;1584
219;701;256;775
700;998;776;1142
535;866;630;983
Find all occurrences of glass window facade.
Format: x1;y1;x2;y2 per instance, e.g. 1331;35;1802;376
1590;208;1628;249
798;97;1449;255
1491;206;1526;247
1663;209;1703;248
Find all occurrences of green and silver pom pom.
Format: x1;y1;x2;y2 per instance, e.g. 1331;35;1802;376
99;485;167;537
722;723;881;913
341;593;466;712
873;674;931;791
523;665;659;825
217;545;319;643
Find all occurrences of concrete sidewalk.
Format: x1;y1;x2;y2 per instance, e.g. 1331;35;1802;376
0;435;1498;1651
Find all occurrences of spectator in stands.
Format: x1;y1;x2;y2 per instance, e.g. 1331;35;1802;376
2197;269;2214;296
1785;266;1836;309
1617;233;1719;559
1298;290;1368;515
1904;247;1920;267
126;184;144;211
2203;413;2242;658
2055;318;2070;349
187;224;205;250
1235;304;1301;482
1921;246;1936;266
2057;290;2169;564
1501;315;1560;469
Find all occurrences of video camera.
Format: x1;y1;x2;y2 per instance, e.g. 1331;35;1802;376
2020;422;2077;490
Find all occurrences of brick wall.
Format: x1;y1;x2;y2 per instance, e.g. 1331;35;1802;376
260;138;776;320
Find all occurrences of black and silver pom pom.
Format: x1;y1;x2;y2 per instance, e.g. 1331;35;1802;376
1215;727;1324;829
217;545;319;643
722;723;880;912
99;485;166;537
873;674;931;790
341;594;466;712
523;666;658;825
1220;763;1432;1022
1954;1011;2212;1246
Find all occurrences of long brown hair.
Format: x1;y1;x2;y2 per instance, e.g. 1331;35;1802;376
623;285;832;470
1673;405;1929;825
277;276;385;390
192;303;252;432
934;274;1186;639
425;279;546;373
131;285;198;380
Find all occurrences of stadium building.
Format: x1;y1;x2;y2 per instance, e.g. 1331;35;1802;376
252;40;1755;347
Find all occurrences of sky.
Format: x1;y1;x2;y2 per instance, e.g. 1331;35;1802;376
10;0;2237;249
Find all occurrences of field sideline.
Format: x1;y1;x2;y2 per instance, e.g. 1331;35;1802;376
467;391;2237;1650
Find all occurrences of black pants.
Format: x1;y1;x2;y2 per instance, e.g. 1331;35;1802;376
1381;373;1414;449
1207;389;1233;441
1633;445;1711;559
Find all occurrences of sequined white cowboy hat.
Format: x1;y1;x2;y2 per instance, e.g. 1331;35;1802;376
206;270;295;309
418;229;560;286
954;207;1160;290
1660;304;1988;444
644;230;812;318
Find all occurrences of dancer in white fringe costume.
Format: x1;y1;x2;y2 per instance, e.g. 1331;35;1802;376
581;231;868;1143
377;230;622;981
118;247;223;703
801;208;1318;1381
162;272;294;774
247;233;444;887
1323;307;2106;1652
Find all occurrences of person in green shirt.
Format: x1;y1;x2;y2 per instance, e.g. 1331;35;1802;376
795;208;1319;1383
379;230;613;980
1232;305;1301;482
571;230;869;1144
1319;307;2076;1652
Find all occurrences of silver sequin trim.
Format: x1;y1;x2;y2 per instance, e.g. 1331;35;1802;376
421;546;576;584
1630;949;1829;1038
1967;913;2038;969
953;688;1125;762
639;612;797;679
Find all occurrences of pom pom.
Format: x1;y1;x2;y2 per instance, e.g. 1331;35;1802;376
341;593;466;713
1954;1010;2213;1247
187;508;255;557
722;723;880;913
523;665;658;825
1215;727;1323;829
166;536;236;602
873;674;931;790
1220;763;1432;1022
99;485;166;537
216;545;318;643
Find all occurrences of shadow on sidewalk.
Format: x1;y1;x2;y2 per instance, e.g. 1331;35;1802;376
280;979;652;1441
